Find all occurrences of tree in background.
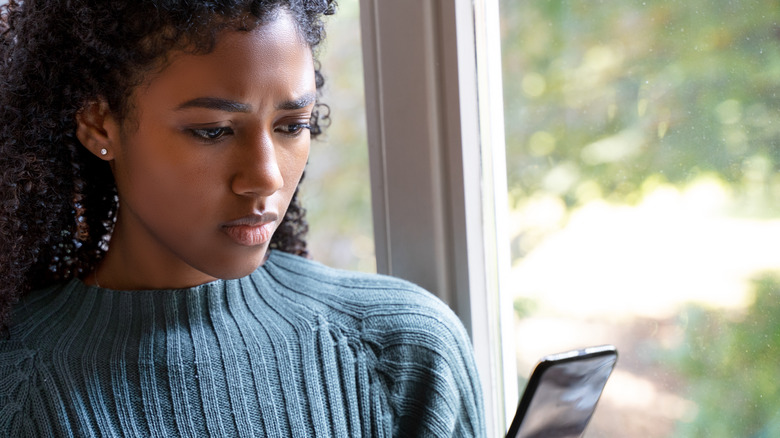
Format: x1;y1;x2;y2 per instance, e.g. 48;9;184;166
500;0;780;215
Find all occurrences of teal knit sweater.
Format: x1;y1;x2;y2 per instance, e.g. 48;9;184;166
0;251;484;437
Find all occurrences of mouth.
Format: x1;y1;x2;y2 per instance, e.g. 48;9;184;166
221;213;278;247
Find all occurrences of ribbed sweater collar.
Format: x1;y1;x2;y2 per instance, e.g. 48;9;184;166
10;250;315;342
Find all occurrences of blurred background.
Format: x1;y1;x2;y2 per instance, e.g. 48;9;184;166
501;1;780;436
305;0;780;436
303;0;375;273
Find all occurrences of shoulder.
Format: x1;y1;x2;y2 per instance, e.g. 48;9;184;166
0;282;74;432
0;338;42;435
264;251;465;335
264;251;485;436
7;280;74;341
266;250;423;295
264;251;475;382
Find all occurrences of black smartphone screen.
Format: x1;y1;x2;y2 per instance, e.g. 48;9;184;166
505;345;618;438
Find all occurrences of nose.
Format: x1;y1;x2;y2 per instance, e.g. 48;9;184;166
230;130;285;197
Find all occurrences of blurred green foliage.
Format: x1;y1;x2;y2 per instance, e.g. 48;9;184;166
499;0;780;212
513;296;539;320
500;1;780;436
664;274;780;437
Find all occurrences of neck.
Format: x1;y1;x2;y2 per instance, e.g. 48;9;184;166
94;217;218;291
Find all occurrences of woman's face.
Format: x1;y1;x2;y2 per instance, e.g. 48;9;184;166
102;12;315;287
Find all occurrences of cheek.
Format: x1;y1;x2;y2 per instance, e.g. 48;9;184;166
116;132;222;219
282;142;310;195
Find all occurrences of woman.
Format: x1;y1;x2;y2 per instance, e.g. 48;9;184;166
0;0;484;436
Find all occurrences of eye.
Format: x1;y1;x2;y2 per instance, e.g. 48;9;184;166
189;126;234;142
276;123;312;136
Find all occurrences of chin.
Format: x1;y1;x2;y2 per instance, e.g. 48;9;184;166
200;248;269;280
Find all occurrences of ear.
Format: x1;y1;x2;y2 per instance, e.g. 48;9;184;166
75;99;120;160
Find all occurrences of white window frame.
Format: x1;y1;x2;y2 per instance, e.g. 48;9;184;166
359;1;516;435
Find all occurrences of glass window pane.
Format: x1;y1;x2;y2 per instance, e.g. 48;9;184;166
500;1;780;436
304;2;376;272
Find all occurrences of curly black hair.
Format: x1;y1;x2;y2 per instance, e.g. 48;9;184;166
0;0;335;330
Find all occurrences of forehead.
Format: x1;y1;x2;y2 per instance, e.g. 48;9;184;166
128;11;315;113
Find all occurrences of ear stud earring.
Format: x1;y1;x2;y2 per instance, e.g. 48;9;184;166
100;148;108;156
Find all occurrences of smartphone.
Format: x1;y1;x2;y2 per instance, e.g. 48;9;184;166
505;345;618;438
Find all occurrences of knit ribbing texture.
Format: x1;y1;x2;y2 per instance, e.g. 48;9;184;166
0;251;485;437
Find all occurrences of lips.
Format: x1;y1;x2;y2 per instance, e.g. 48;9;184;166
221;213;278;247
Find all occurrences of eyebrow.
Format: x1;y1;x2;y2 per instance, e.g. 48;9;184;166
275;92;317;110
176;97;252;113
175;92;318;113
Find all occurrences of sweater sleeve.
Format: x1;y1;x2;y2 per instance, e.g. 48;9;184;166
372;296;486;438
